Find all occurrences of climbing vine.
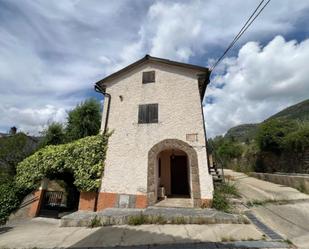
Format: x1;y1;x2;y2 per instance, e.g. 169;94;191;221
15;134;109;193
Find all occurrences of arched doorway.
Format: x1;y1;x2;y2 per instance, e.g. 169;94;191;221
39;172;80;218
148;139;201;207
157;149;190;197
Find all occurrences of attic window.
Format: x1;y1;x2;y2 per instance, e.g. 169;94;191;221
142;71;155;84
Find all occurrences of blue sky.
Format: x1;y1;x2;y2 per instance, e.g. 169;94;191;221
0;0;309;137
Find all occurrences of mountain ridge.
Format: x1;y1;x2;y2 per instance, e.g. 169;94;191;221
224;99;309;141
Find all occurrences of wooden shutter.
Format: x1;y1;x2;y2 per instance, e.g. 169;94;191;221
142;71;155;84
138;104;158;123
138;105;147;123
148;104;158;123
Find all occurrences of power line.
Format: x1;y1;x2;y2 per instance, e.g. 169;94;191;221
210;0;271;72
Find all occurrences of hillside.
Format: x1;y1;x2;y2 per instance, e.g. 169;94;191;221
225;99;309;141
267;99;309;121
224;124;258;142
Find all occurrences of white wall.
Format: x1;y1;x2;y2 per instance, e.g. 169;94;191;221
100;61;213;200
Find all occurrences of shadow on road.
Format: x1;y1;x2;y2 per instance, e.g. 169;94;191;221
0;226;13;235
69;225;200;248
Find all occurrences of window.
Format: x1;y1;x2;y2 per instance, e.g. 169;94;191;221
138;104;158;123
142;71;155;84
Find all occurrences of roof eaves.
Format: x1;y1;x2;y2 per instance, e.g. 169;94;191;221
95;55;209;87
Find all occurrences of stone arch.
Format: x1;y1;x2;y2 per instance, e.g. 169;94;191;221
147;139;201;207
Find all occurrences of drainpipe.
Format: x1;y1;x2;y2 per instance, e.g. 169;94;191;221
199;73;211;174
94;84;111;134
94;83;111;211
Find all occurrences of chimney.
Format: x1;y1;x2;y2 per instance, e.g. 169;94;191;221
10;126;17;135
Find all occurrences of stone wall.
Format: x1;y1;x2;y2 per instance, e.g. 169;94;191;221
256;150;309;174
249;172;309;194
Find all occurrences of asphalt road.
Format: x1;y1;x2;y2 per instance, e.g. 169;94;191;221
224;169;309;249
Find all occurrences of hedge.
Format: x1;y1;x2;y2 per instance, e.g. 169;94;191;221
15;134;109;193
0;182;20;224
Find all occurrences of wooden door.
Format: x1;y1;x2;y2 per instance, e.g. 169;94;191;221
170;155;189;196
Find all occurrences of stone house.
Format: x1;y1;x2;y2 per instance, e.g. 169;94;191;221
14;55;214;220
94;55;214;209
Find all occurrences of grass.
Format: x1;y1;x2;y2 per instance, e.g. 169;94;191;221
88;215;102;228
171;216;186;224
127;213;149;225
246;198;291;207
221;237;257;242
296;182;307;194
221;236;236;242
127;214;215;226
212;182;240;212
284;239;293;245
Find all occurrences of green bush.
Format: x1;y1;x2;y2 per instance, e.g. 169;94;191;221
15;134;109;193
212;190;230;212
0;182;20;224
40;122;66;146
283;123;309;152
217;141;242;160
0;133;36;177
256;119;297;154
212;182;239;213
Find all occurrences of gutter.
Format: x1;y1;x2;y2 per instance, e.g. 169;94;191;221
94;84;111;134
94;83;112;211
199;72;211;174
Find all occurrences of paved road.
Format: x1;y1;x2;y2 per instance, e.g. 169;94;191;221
225;169;309;249
0;218;264;248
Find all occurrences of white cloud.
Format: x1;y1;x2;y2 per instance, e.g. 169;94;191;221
0;105;67;135
0;0;309;134
119;0;309;63
205;36;309;137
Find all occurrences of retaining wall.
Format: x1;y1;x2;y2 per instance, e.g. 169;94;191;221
249;172;309;194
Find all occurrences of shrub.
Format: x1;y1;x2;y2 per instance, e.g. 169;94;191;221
0;132;37;177
15;134;109;193
0;182;20;224
217;141;243;161
283;123;309;153
212;182;240;213
212;190;230;212
88;215;102;228
256;119;297;154
40;122;65;146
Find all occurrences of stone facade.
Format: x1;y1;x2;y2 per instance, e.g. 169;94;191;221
98;56;213;209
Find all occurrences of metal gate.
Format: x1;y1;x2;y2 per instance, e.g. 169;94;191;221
39;191;64;218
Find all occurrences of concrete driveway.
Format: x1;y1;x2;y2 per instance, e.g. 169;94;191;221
225;169;309;249
0;217;264;248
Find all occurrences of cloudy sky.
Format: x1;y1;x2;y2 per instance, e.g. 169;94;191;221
0;0;309;137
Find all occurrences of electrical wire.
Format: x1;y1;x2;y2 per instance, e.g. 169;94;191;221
210;0;271;72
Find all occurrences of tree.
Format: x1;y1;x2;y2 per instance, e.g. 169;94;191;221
65;98;101;142
0;133;37;178
283;122;309;153
256;119;297;154
40;122;65;146
217;141;243;160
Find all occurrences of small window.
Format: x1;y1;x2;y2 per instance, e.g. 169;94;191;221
138;103;158;123
142;71;155;84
